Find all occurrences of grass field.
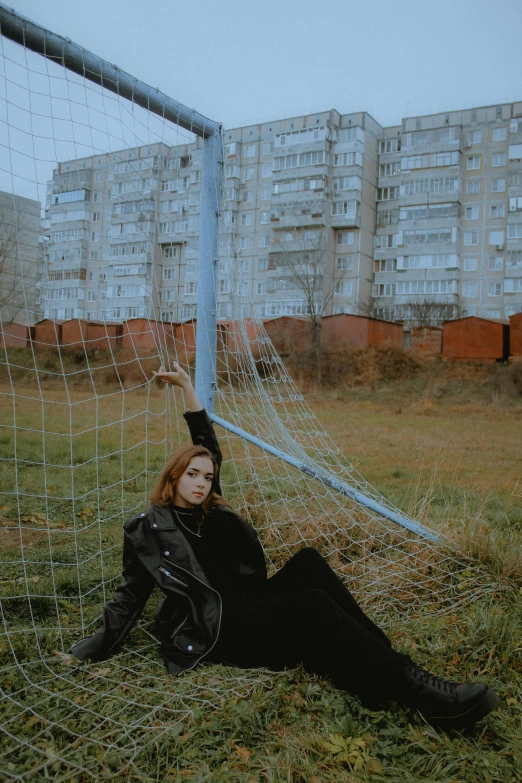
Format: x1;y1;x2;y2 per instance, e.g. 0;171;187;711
0;367;521;782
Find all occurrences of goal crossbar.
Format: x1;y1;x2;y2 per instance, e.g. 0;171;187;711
0;1;220;138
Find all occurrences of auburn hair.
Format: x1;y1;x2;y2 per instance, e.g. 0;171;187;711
148;445;227;515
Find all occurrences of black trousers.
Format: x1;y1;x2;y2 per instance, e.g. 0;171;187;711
206;548;411;706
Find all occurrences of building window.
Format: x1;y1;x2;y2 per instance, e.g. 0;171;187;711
374;258;397;272
242;190;253;203
87;291;96;302
490;203;505;218
258;257;268;271
377;186;399;201
488;282;502;297
379;139;400;154
491;178;506;193
492;152;506;167
466;180;480;195
256;281;267;295
261;187;271;200
462;282;477;297
488;256;503;270
488;229;504;245
375;233;397;249
94;172;104;183
240;213;252;226
217;279;229;294
337;256;355;270
463;257;478;271
467;130;482;145
163;267;176;280
217;302;229;318
464;231;479;246
505;278;522;293
184;281;198;295
258;235;270;248
238;236;250;249
465;206;479;220
336;231;355;246
243;168;254;181
492;127;507;142
507;223;522;239
379;162;400;177
182;304;197;319
260;212;271;224
163;245;178;258
262;164;273;177
244;144;256;158
91;231;99;242
487;309;501;318
263;142;274;154
334;280;353;296
466;156;481;170
372;283;396;297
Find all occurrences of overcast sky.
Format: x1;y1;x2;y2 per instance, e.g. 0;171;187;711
6;0;522;131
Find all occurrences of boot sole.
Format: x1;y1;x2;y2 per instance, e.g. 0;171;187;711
421;688;500;731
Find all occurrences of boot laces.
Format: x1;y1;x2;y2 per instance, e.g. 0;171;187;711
408;663;458;695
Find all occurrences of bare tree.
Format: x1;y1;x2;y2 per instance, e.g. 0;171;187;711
269;228;346;385
401;296;461;328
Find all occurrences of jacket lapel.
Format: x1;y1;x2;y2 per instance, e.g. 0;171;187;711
148;505;213;588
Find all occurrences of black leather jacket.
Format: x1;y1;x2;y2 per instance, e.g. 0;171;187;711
70;409;266;675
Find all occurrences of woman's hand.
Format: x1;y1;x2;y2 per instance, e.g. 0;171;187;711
153;363;192;390
153;363;203;412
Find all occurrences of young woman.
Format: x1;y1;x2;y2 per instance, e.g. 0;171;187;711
70;363;499;731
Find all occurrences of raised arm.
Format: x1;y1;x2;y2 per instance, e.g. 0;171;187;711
153;363;223;492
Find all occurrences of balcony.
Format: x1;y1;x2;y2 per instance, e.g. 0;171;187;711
271;200;327;228
331;212;361;229
53;170;92;193
400;127;462;156
399;178;462;205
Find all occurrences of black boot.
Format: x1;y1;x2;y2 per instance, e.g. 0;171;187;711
401;662;499;730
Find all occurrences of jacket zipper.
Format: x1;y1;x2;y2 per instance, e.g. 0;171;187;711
159;566;188;588
162;560;222;672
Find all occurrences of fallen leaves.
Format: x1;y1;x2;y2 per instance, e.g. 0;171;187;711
232;743;251;761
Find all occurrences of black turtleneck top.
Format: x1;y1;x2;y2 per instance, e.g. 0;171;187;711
169;503;267;601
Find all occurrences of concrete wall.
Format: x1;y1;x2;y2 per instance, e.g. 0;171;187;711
409;326;443;355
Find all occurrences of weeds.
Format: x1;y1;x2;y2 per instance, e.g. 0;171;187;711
0;379;520;781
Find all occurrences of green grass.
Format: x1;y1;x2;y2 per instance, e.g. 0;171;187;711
0;379;521;782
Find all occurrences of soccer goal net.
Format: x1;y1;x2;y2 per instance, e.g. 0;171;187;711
0;5;494;780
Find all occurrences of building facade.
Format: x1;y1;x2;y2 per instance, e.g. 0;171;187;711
40;101;522;326
0;191;42;325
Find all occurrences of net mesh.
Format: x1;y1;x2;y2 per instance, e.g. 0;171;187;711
0;21;496;781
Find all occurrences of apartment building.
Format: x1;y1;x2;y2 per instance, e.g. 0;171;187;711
41;110;382;324
40;101;522;326
373;102;522;323
0;190;42;324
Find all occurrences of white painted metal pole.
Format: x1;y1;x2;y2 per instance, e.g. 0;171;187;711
195;130;223;413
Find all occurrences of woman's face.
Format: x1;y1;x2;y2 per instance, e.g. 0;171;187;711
174;456;214;508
